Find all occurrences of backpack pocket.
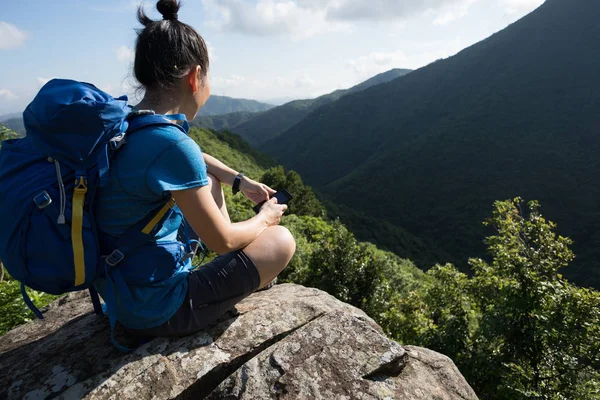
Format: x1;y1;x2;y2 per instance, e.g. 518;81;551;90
21;184;99;294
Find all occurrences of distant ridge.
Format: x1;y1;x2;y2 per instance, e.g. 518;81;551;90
194;69;412;145
0;118;24;136
0;113;21;123
197;95;274;116
262;0;600;287
2;94;274;136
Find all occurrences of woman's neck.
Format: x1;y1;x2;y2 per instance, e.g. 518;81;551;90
135;91;182;115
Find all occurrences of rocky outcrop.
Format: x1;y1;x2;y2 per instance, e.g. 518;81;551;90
0;284;478;399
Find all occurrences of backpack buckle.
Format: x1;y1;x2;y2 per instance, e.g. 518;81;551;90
105;250;125;267
109;133;127;151
33;191;52;209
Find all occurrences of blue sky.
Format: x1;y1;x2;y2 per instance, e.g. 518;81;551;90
0;0;544;115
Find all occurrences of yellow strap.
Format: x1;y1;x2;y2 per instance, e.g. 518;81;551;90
142;198;176;235
72;176;87;286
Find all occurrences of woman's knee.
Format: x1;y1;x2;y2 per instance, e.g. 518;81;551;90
244;225;296;273
270;225;296;262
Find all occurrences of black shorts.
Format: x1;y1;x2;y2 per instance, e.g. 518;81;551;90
128;250;261;338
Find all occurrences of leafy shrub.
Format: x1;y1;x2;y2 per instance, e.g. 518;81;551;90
393;198;600;399
0;268;57;335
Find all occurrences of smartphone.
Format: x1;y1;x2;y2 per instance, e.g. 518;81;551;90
253;189;293;214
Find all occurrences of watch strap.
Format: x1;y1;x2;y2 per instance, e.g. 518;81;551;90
232;173;244;195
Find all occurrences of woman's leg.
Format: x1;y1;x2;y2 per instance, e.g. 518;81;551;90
208;172;296;288
129;228;295;338
243;226;296;288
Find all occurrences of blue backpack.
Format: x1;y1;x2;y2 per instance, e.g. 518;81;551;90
0;79;200;350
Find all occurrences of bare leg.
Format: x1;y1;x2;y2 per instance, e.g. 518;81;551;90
207;173;230;223
243;226;296;288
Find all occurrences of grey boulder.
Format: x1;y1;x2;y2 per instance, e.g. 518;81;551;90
0;284;477;399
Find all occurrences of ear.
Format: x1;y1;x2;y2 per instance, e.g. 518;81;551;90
187;65;202;93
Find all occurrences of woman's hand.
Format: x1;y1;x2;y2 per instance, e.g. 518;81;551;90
258;198;287;226
240;177;276;204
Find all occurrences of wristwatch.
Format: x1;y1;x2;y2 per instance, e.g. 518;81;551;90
232;173;244;195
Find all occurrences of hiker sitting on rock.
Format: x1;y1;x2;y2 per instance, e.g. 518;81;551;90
95;0;296;338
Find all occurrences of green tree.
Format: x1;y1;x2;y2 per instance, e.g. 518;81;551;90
468;198;600;399
0;125;18;145
386;264;477;365
301;220;422;316
0;269;57;335
392;198;600;399
261;166;326;218
278;214;333;284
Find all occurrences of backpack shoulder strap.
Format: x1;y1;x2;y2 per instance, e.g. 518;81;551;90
98;112;188;187
126;112;188;135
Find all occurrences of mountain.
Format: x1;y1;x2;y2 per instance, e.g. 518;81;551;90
340;68;414;94
0;118;25;136
262;0;600;287
2;95;273;136
0;113;21;123
198;69;412;146
197;95;274;116
191;111;257;131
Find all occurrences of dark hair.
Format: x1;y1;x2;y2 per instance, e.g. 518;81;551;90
135;0;209;91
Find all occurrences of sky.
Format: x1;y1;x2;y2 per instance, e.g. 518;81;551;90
0;0;545;115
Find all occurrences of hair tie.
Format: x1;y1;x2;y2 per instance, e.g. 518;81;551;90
163;13;178;20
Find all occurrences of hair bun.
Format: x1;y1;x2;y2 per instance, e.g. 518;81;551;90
157;0;180;20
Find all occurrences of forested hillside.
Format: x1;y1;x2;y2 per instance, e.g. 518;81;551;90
196;94;273;116
0;112;21;122
262;0;600;287
2;124;599;398
0;126;18;142
195;68;412;146
191;111;257;132
0;118;24;136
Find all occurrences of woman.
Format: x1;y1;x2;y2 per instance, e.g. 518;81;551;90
95;0;295;338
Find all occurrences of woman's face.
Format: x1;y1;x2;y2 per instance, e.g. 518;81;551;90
183;67;210;120
194;71;211;113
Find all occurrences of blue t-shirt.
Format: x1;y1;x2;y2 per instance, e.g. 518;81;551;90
94;120;209;330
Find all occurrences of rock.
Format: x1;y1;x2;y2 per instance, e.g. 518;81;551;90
0;284;478;399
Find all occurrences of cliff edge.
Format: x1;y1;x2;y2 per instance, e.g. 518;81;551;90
0;284;477;399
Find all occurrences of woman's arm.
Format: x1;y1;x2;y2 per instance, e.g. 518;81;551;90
203;153;238;187
172;185;286;255
203;153;275;204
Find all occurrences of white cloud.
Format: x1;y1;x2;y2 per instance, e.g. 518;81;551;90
500;0;544;15
324;0;474;22
0;22;29;50
212;74;249;88
0;89;17;100
347;51;410;80
117;46;135;64
294;74;315;88
211;72;316;97
346;37;466;80
430;0;479;26
202;0;484;37
201;0;351;38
